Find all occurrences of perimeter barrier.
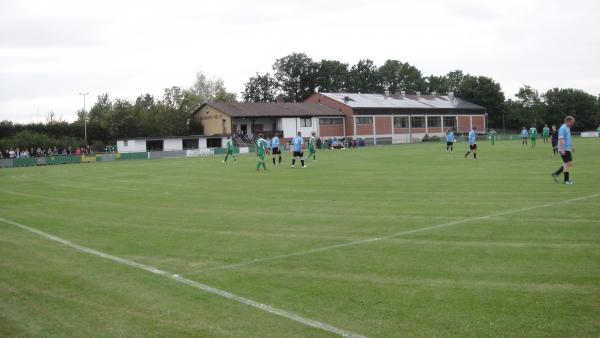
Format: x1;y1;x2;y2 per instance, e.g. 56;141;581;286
0;147;252;169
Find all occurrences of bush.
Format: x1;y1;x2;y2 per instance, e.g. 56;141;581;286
92;140;106;152
0;130;83;150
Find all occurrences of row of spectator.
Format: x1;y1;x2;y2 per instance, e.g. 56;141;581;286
1;145;93;159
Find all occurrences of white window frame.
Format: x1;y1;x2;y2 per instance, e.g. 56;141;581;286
300;118;312;128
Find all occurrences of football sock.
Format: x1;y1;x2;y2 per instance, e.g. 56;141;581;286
474;153;477;159
564;172;570;182
554;166;563;175
273;157;275;165
262;162;266;170
292;159;296;166
465;151;470;158
278;156;282;163
256;161;261;170
301;159;305;167
224;155;228;162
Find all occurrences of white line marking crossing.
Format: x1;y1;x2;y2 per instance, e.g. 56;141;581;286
0;216;367;338
195;194;600;273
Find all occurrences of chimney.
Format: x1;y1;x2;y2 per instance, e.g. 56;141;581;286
275;94;284;103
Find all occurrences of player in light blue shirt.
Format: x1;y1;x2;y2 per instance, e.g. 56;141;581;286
521;127;529;146
291;132;306;168
552;116;575;184
270;133;282;165
464;127;478;159
446;129;455;152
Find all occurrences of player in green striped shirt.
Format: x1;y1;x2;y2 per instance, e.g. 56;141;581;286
529;126;538;148
542;124;550;143
255;133;268;171
308;132;317;161
222;136;237;163
488;129;497;146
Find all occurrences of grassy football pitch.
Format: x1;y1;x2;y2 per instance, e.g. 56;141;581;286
1;139;599;337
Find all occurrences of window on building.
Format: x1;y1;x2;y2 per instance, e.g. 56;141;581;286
300;118;312;127
207;138;222;148
393;116;409;128
319;118;343;125
123;140;128;146
443;116;457;128
146;140;164;152
411;116;425;128
356;117;373;125
427;116;441;128
182;139;199;150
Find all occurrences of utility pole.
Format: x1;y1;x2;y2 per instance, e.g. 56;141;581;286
79;92;89;145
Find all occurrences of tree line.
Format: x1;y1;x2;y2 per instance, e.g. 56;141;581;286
2;53;599;151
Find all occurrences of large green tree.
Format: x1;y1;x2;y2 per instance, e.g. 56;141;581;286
543;88;600;130
316;60;349;93
272;53;318;102
348;59;382;93
242;73;279;102
378;60;425;94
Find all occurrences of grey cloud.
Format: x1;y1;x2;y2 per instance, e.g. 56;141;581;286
0;15;110;48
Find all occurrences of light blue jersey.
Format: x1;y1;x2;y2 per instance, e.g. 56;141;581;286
271;136;280;149
292;136;303;152
446;132;455;142
558;123;572;151
468;130;477;145
521;129;529;138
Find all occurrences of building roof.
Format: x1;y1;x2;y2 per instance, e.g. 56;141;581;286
196;102;345;117
319;93;486;110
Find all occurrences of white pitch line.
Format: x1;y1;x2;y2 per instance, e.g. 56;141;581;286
0;217;367;338
196;194;600;273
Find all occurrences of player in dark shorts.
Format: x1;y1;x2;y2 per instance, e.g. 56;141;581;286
550;125;558;156
270;133;282;165
291;132;306;168
551;117;575;184
464;127;477;159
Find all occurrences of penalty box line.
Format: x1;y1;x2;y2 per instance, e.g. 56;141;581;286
196;193;600;274
0;216;367;338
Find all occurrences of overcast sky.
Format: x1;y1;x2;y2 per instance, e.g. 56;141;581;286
1;0;599;123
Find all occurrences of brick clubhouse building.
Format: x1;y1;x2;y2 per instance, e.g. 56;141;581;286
193;92;486;144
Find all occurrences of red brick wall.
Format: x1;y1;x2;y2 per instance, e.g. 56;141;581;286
356;124;373;135
394;128;410;134
375;116;392;135
411;128;427;134
457;116;471;133
319;124;344;137
305;93;353;136
428;126;443;133
472;115;485;131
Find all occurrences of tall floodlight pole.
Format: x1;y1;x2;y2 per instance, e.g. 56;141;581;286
79;92;89;145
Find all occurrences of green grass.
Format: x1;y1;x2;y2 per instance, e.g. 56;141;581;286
1;139;599;337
